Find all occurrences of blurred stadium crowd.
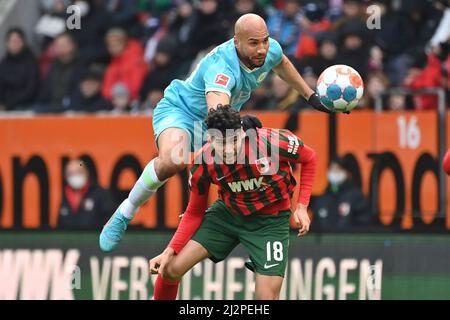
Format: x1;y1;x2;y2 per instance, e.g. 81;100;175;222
0;0;449;114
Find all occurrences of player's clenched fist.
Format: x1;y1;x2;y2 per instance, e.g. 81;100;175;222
149;247;175;275
293;204;310;237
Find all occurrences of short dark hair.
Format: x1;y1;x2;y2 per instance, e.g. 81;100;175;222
56;31;77;46
205;104;242;134
6;27;26;42
329;157;351;172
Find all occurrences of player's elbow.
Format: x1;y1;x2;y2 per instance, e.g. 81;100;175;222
302;145;318;166
309;147;317;163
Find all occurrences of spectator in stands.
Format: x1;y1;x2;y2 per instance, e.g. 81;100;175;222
294;2;331;60
387;93;407;111
296;31;338;76
403;46;448;110
35;0;70;48
102;28;149;102
428;0;450;54
399;0;443;50
58;159;114;229
0;27;39;111
68;70;112;112
267;0;302;56
166;0;230;76
167;0;195;64
140;37;178;110
368;0;417;86
359;70;390;109
230;0;267;25
265;74;306;112
332;0;366;32
242;85;270;110
68;0;110;64
110;83;136;114
336;19;369;80
35;32;86;112
310;157;371;229
187;0;231;58
104;0;139;31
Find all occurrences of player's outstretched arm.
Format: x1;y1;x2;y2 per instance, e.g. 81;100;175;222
273;54;313;100
273;55;332;114
294;143;318;236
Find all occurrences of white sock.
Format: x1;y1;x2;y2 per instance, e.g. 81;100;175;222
120;159;166;219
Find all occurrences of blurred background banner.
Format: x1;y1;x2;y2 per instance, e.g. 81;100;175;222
2;232;450;300
0;111;448;231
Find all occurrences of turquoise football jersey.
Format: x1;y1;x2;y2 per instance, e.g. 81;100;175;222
160;37;283;120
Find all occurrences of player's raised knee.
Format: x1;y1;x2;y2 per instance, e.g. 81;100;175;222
156;154;188;179
162;263;184;280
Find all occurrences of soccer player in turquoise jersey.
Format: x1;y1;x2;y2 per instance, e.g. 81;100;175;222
100;14;329;252
149;105;317;300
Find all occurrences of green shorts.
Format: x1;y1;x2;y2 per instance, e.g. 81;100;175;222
191;200;291;277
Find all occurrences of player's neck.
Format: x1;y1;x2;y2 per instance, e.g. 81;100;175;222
236;50;256;70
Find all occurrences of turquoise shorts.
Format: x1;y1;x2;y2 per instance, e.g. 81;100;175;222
152;99;206;151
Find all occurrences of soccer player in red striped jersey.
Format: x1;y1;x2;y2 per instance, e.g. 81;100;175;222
150;105;317;300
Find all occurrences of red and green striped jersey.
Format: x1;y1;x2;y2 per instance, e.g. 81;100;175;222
189;127;304;216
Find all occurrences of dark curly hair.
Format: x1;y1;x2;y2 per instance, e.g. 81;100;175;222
205;104;242;134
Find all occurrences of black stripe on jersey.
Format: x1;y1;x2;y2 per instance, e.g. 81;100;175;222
264;174;285;204
216;163;242;214
243;164;271;208
227;164;251;214
279;166;294;197
190;164;204;195
278;132;302;161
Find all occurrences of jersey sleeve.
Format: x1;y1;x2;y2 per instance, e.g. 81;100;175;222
189;162;211;195
168;161;211;254
274;129;317;206
268;37;283;67
295;143;317;206
276;129;303;163
204;60;236;97
168;190;209;254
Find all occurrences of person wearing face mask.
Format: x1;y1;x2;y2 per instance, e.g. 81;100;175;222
310;157;371;229
58;159;114;229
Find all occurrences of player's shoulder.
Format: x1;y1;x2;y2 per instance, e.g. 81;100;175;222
206;40;239;69
268;37;282;51
256;127;303;146
256;127;296;138
267;37;283;65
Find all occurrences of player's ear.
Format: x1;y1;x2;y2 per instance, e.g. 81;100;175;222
233;36;238;48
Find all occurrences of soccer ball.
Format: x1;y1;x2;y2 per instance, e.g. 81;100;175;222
316;65;364;113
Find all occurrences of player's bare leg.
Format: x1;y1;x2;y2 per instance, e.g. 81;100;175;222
99;128;191;252
154;127;191;180
162;240;210;280
153;240;210;300
255;273;284;300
